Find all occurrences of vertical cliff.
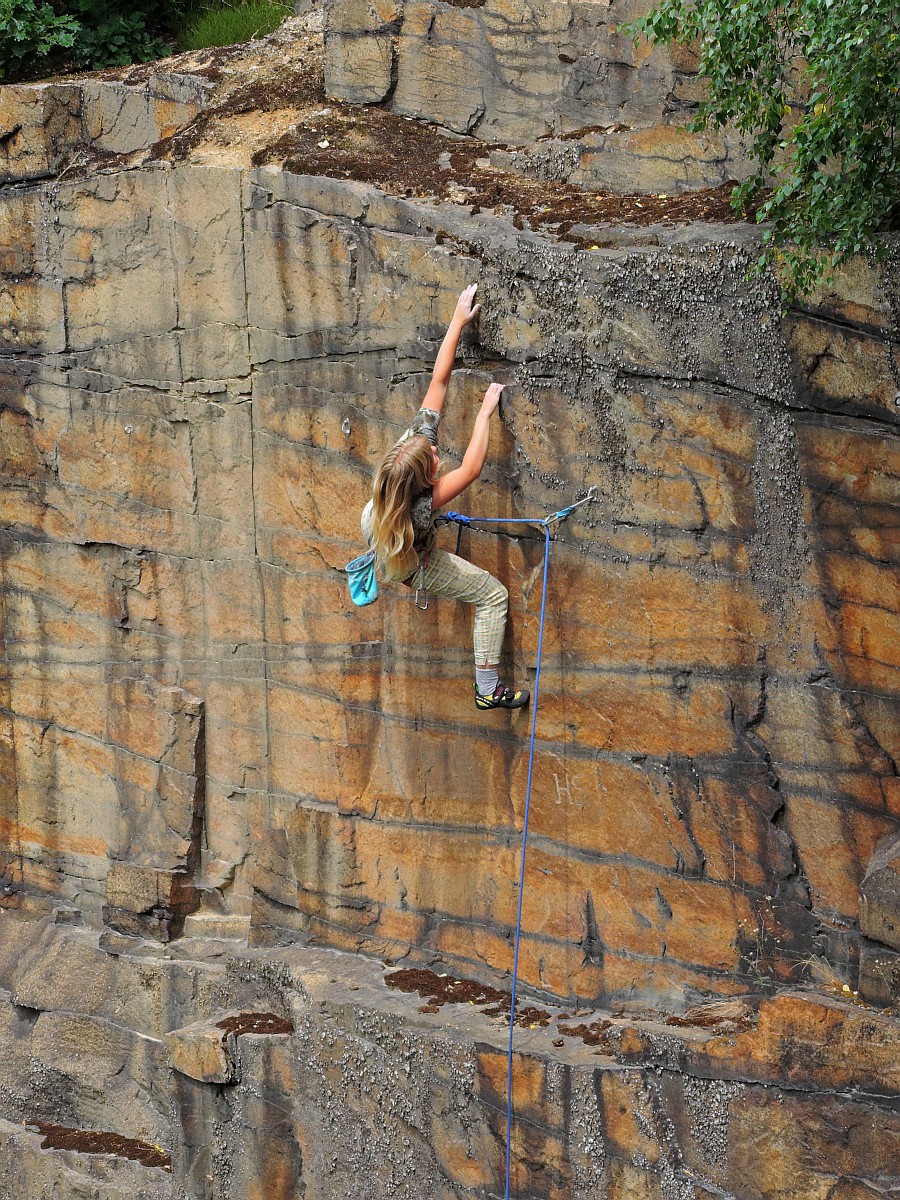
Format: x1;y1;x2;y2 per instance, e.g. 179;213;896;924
0;5;897;1197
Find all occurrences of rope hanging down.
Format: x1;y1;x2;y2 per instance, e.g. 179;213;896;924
438;486;597;1200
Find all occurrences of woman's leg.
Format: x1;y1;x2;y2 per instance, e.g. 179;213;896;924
420;550;528;708
421;549;508;666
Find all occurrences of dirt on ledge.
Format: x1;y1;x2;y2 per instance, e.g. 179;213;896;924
115;15;759;242
30;1121;171;1171
216;1011;294;1036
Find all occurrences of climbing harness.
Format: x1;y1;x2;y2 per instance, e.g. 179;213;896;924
438;486;597;1200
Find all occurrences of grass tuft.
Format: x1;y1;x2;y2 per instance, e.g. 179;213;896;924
179;0;293;51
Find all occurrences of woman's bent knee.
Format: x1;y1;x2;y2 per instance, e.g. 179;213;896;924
491;582;508;611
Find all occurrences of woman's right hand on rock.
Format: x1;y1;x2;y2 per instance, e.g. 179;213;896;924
454;283;482;326
481;382;504;415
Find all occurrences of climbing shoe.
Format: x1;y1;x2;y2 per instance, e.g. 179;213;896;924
474;683;530;711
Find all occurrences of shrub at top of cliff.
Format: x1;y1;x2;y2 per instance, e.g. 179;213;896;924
0;0;78;81
0;0;174;80
626;0;900;300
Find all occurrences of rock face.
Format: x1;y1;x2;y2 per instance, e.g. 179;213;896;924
323;0;753;192
861;833;900;949
0;8;898;1197
0;912;897;1200
2;154;897;1010
0;73;212;184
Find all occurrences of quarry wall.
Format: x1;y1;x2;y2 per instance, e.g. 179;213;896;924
0;5;898;1196
2;157;897;1009
322;0;755;193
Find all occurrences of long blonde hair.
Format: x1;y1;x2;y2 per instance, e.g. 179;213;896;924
371;436;435;577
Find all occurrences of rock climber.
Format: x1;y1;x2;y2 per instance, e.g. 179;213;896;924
361;283;530;711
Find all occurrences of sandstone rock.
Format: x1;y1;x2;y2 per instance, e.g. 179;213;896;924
0;920;897;1200
26;1010;169;1142
393;0;491;135
8;924;225;1040
52;905;83;925
167;1016;239;1084
0;14;898;1196
0;74;209;186
858;939;900;1010
2;56;899;1023
80;74;211;154
323;0;402;104
171;1041;304;1200
0;83;81;183
0;1117;170;1200
860;832;900;951
324;0;755;191
0;276;66;354
104;864;200;943
615;989;900;1097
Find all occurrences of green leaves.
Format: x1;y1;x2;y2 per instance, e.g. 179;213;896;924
0;2;188;80
0;0;79;81
60;1;172;70
622;0;900;300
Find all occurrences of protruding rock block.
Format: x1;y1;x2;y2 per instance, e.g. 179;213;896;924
323;0;402;104
323;0;753;189
0;83;81;183
858;939;900;1010
0;74;210;185
79;74;212;154
860;832;900;951
392;0;491;134
166;1011;293;1084
167;1016;240;1084
104;864;200;943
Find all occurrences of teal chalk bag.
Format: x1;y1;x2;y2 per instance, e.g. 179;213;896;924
345;549;378;607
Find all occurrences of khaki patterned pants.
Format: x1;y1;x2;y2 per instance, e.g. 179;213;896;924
419;549;508;666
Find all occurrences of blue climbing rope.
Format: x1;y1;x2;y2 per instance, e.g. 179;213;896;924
437;487;596;1200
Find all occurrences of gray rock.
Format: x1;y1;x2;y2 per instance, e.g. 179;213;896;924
860;832;900;952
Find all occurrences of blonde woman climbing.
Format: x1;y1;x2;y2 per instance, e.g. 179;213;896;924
362;283;529;711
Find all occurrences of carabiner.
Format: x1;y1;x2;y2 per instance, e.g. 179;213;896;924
415;587;429;611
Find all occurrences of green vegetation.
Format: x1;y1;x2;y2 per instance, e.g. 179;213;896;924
0;0;292;82
0;0;176;79
64;0;171;69
178;0;292;51
0;0;79;81
625;0;900;300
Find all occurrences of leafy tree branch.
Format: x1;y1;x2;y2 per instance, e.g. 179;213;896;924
624;0;900;299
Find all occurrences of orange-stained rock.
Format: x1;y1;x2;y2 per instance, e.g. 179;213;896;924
0;83;82;184
614;990;900;1098
1;146;898;1017
0;18;896;1198
600;1072;665;1165
167;1016;239;1084
722;1087;899;1200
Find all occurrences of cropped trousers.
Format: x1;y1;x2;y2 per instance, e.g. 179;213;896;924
418;549;508;667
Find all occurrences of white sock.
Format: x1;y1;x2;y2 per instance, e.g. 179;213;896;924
475;667;500;696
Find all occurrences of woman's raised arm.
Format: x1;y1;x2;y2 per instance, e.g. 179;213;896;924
421;283;481;415
431;383;503;509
